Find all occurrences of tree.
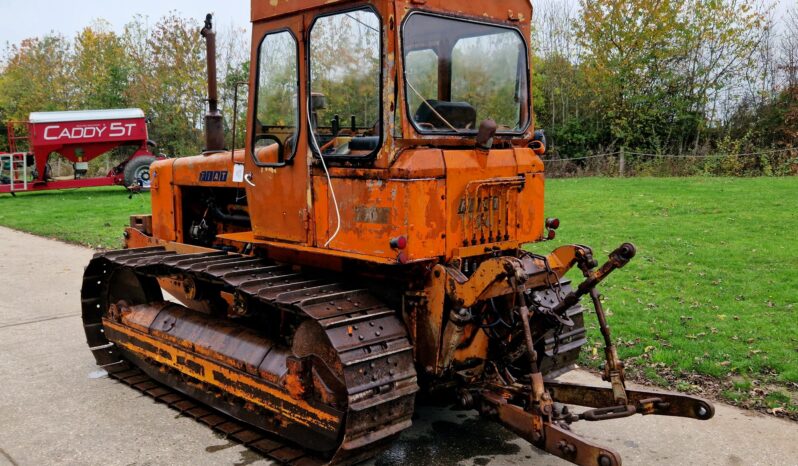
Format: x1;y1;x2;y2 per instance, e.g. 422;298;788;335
0;35;74;122
782;7;798;89
574;0;768;154
679;0;769;151
218;24;251;149
73;21;129;109
124;13;207;155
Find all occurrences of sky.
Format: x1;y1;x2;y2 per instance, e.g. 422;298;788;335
1;0;251;46
0;0;794;46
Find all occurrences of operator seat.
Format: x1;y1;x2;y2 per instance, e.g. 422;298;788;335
414;100;477;130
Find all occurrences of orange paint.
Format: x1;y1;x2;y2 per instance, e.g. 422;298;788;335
104;318;342;430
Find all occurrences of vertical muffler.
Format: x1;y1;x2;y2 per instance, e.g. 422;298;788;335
201;14;225;153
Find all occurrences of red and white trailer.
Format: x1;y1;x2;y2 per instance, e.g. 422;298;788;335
0;108;164;194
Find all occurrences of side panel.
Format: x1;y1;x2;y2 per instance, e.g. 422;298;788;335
442;148;545;254
247;161;311;244
150;152;248;244
517;172;546;244
313;176;446;260
27;117;150;172
515;147;546;244
150;159;177;242
308;147;544;262
171;152;245;188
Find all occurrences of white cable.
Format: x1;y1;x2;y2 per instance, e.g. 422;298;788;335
307;98;341;248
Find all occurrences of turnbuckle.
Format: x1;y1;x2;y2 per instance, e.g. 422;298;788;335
580;404;636;421
578;397;671;421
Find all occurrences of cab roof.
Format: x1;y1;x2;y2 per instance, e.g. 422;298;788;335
252;0;348;22
251;0;533;24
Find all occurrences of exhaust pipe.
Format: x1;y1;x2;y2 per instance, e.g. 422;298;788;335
201;14;225;153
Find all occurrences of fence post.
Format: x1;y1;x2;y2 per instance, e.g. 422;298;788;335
619;147;626;177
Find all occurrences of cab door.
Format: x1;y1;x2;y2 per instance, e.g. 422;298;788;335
244;17;310;244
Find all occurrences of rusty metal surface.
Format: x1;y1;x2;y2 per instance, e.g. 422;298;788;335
250;1;533;33
453;242;715;466
418;248;589;375
543;423;622;466
491;395;623;466
81;247;418;465
545;382;715;421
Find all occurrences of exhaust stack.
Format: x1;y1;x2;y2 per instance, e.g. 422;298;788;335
201;14;225;153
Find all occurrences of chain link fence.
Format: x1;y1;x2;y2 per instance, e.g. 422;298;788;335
544;147;798;177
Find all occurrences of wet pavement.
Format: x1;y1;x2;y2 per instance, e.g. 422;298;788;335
1;226;797;466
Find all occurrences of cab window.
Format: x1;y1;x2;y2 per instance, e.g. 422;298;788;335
309;8;382;157
403;13;530;134
405;49;438;121
253;30;299;166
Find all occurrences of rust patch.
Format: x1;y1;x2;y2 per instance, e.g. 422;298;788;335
177;355;206;377
103;320;341;429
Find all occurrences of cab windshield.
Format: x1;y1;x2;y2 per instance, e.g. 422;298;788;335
402;14;530;134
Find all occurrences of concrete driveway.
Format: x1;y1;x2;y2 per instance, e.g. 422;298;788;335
0;226;795;466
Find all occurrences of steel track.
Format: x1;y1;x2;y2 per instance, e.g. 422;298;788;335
81;247;418;465
106;362;327;465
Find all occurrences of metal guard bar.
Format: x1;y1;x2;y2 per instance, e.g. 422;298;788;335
546;381;715;421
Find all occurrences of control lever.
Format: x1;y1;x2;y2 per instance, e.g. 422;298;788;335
549;243;637;404
548;243;636;316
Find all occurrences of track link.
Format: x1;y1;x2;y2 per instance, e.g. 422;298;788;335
108;363;326;465
81;247;418;465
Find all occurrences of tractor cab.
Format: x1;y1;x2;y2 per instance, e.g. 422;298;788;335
225;0;546;263
146;0;545;264
249;0;534;157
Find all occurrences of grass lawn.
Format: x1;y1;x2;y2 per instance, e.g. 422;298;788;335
531;177;798;416
0;187;151;249
1;178;796;415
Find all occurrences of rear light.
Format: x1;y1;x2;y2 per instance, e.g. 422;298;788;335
546;218;560;230
390;236;408;250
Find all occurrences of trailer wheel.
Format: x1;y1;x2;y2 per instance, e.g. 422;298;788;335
124;156;157;189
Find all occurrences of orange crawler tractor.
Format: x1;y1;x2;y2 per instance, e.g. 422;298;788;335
82;1;714;465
